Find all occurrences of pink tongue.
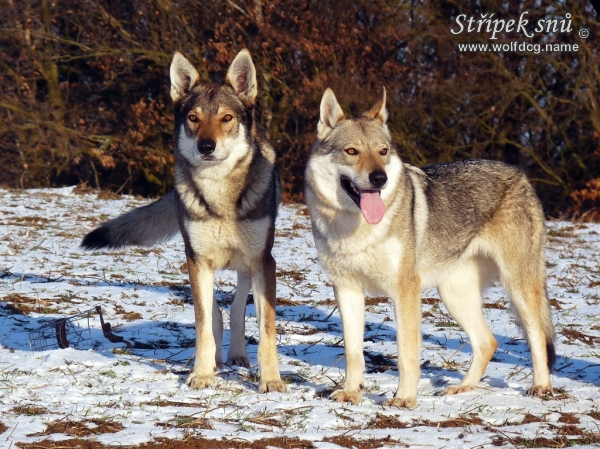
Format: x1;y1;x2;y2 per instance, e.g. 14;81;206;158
359;190;385;224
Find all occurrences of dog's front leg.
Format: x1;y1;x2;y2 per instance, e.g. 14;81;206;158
186;254;218;389
387;272;422;408
330;280;365;405
251;254;286;393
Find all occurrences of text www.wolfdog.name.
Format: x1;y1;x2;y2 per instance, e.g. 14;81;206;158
458;41;579;54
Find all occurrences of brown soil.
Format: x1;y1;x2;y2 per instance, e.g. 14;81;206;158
365;296;388;306
145;399;208;407
276;297;298;306
482;301;507;310
368;413;486;431
277;324;320;335
323;435;406;448
10;405;50;416
420;414;484;428
7;215;51;226
368;413;411;429
18;437;316;449
156;417;214;430
114;304;143;321
508;434;600;448
276;269;307;282
14;411;600;449
556;424;585;436
557;413;580;424
549;298;567;310
1;293;59;315
28;418;124;437
561;326;600;345
521;413;544;424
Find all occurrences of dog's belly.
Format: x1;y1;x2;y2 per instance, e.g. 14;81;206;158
185;216;271;270
417;238;500;291
318;230;489;298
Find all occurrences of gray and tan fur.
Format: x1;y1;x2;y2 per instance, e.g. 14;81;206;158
82;50;286;394
305;88;555;408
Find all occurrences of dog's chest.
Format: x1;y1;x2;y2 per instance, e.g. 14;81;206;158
184;216;270;270
316;230;402;295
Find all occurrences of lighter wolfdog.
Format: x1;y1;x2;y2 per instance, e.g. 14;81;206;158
304;87;555;407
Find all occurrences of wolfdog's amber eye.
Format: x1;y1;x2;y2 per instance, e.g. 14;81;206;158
222;114;233;122
188;114;198;123
380;148;389;155
345;148;358;156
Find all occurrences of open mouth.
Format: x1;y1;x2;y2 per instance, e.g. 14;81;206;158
341;177;361;208
340;177;386;225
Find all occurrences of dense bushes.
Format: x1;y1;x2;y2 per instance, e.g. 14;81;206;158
0;0;598;218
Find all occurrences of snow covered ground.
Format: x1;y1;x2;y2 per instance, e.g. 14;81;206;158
0;186;599;448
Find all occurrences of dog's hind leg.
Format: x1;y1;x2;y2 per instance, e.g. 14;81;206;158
213;294;223;366
488;181;554;396
501;270;554;396
227;270;251;367
252;254;286;393
487;215;554;395
438;258;498;395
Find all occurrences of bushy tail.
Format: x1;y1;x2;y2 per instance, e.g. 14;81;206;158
81;191;180;249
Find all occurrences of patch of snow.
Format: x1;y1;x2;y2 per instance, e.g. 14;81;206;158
0;187;599;448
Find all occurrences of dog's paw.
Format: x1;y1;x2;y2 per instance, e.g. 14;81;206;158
226;353;251;368
330;389;362;405
259;379;287;393
385;396;417;409
186;372;215;389
441;385;474;396
527;385;553;397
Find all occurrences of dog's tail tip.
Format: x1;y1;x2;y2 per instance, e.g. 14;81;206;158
81;227;115;250
546;339;557;372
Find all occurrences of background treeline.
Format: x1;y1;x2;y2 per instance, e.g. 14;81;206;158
1;0;599;219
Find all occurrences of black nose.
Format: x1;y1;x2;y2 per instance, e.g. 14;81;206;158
197;139;216;155
369;170;387;188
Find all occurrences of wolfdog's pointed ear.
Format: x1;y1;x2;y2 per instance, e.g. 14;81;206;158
226;49;257;106
317;88;345;140
363;87;388;124
170;52;200;102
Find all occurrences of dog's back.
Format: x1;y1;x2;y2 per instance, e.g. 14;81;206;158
413;160;546;281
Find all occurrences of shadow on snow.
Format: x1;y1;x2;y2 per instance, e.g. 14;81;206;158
1;271;598;394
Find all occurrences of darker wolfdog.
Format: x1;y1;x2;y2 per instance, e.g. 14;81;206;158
82;50;286;394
